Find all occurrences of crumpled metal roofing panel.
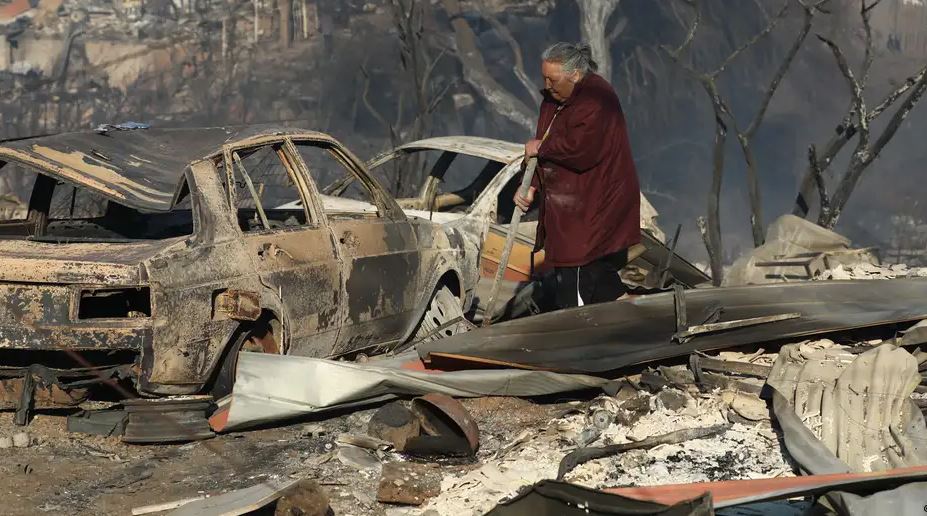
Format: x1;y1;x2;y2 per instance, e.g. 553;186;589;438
769;343;927;515
418;279;927;373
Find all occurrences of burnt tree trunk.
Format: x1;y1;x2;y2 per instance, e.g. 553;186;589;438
280;0;292;48
576;0;622;82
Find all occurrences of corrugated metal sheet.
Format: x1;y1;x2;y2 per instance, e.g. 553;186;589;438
418;279;927;373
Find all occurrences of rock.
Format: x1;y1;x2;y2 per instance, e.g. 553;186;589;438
367;402;420;451
12;432;30;448
655;389;689;412
274;479;330;516
731;393;770;421
0;436;12;449
377;462;441;506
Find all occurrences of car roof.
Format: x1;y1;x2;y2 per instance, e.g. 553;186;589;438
394;136;523;163
0;125;334;212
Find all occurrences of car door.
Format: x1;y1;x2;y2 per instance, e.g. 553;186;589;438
223;139;343;357
290;137;423;355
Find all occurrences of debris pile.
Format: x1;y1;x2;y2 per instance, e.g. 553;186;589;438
724;214;882;285
818;262;927;280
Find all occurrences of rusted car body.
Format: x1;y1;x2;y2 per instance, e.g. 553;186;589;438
365;137;710;290
0;126;471;405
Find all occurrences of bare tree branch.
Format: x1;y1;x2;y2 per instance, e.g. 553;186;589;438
869;64;927;120
810;0;927;228
808;145;831;225
817;35;867;136
713;0;791;76
868;71;927;160
666;0;820;248
705;81;728;285
481;10;542;106
441;0;535;131
859;0;879;87
666;0;700;59
745;0;822;139
696;216;718;283
823;65;927;227
608;16;629;43
360;65;400;147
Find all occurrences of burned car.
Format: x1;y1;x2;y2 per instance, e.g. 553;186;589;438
0;126;472;413
361;137;710;318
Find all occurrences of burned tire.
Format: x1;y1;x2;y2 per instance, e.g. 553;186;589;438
414;286;466;343
209;319;281;399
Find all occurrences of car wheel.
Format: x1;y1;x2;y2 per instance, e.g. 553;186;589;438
414;286;466;343
209;319;281;399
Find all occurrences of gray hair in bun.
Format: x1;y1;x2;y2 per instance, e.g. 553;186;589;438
541;42;599;75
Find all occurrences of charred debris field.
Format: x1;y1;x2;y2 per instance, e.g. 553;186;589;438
2;1;927;515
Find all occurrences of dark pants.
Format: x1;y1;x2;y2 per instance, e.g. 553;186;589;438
552;249;629;310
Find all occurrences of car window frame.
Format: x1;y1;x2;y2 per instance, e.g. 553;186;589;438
221;138;322;235
288;136;406;222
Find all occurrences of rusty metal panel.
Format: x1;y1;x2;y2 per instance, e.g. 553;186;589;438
0;325;150;350
214;289;261;321
143;161;261;390
243;226;342;356
332;218;423;354
0;284;72;326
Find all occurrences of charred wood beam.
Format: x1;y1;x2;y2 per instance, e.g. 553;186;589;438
557;424;730;480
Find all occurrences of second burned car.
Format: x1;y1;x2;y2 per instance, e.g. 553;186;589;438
0;125;474;409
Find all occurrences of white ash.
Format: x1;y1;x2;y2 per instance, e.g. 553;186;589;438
567;393;796;488
406;389;797;515
818;263;927;280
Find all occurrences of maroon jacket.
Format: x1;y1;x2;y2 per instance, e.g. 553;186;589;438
530;72;641;267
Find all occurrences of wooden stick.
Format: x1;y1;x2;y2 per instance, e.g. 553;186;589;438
481;157;537;327
557;424;730;479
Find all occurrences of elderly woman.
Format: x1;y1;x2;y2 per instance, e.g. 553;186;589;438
515;42;641;310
